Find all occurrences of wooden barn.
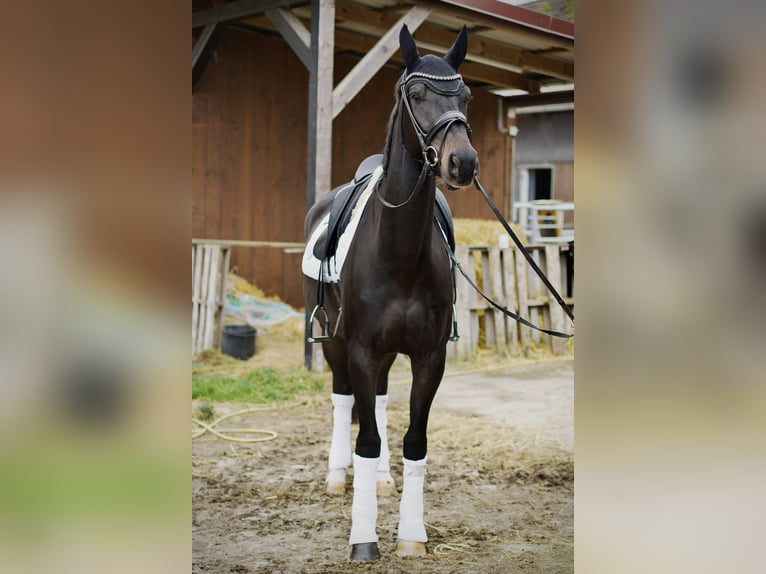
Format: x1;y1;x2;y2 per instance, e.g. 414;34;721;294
192;0;574;308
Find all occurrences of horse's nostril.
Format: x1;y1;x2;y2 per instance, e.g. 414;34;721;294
449;154;460;175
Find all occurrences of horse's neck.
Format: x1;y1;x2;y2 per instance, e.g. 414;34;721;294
375;129;436;267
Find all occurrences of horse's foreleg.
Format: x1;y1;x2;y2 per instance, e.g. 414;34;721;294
396;348;447;557
348;349;382;561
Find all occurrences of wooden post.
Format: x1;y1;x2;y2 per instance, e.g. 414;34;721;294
545;244;566;355
488;247;508;355
305;0;335;370
192;245;201;355
306;0;335;211
501;247;519;356
514;245;531;354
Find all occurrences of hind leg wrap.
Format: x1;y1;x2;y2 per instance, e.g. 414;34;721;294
328;393;354;471
374;395;395;493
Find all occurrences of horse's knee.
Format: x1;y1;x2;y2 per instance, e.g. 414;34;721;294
403;432;427;461
355;432;381;459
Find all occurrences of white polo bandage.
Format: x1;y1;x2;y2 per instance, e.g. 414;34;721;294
328;393;354;471
349;454;379;545
398;456;428;542
375;394;390;473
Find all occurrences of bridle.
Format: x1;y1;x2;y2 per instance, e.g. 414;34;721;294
376;71;473;209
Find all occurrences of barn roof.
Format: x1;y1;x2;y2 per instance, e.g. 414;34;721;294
193;0;574;97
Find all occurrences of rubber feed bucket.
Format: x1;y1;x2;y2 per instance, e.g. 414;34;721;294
221;325;256;360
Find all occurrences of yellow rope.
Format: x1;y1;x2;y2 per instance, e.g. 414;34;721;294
192;406;282;443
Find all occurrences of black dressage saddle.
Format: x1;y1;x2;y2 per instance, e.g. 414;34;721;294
312;154;455;262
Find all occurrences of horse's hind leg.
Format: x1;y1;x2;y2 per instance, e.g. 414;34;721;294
396;347;447;558
375;353;396;496
325;340;353;494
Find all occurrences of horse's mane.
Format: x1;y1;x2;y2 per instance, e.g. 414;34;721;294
381;74;405;172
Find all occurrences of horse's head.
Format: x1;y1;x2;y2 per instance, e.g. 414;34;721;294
399;24;479;190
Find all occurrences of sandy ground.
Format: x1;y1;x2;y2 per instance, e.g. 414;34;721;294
192;358;573;573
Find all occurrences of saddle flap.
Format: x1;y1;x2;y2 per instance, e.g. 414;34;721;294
322;155;385;261
434;188;455;253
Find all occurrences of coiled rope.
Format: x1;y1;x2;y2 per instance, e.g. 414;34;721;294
192;405;290;443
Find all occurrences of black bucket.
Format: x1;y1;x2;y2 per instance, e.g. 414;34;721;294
221;325;256;360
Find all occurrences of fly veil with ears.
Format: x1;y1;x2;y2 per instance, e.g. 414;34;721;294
396;24;472;168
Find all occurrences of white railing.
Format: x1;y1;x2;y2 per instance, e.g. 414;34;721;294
513;200;574;245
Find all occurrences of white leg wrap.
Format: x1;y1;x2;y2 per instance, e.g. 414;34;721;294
349;454;379;545
328;393;354;471
398;457;428;542
375;394;390;473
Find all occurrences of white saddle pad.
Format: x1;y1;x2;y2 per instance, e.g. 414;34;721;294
302;166;384;283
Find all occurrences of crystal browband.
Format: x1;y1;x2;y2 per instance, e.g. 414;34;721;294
404;71;463;83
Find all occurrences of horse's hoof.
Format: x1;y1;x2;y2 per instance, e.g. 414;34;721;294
350;542;380;562
376;471;396;496
395;540;426;557
326;481;345;495
326;468;346;495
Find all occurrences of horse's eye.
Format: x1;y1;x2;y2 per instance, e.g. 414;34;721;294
411;93;423;103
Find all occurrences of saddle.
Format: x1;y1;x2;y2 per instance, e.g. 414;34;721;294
312;154;455;262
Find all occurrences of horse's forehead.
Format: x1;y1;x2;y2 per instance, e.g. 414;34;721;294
413;54;455;75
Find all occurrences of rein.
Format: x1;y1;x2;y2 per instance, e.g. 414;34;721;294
436;176;574;339
473;176;574;325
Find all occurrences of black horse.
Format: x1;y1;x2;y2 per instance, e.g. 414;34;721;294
302;24;478;561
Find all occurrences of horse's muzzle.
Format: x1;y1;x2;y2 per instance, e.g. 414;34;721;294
447;148;479;187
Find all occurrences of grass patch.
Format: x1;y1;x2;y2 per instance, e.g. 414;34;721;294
192;367;326;403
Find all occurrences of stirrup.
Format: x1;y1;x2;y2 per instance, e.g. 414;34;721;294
307;305;333;343
449;303;460;342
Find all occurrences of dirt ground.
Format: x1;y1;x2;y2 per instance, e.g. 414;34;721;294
192;358;573;573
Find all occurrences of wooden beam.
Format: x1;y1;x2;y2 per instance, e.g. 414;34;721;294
332;28;532;91
416;0;574;51
265;8;311;69
240;14;543;90
192;22;228;90
193;0;307;28
333;1;573;79
332;5;431;119
503;89;573;108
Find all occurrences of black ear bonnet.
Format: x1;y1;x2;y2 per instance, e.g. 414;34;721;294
399;24;468;95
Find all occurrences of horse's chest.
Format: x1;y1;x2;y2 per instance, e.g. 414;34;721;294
373;290;450;348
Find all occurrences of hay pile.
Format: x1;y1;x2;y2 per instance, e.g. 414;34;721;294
387;403;573;487
227;272;273;299
454;218;526;247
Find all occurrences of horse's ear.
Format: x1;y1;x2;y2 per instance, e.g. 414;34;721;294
399;24;420;72
444;25;468;71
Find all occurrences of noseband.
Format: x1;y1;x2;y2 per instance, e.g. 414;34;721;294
377;72;472;209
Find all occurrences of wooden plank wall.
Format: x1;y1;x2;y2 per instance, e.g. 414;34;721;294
193;28;510;308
